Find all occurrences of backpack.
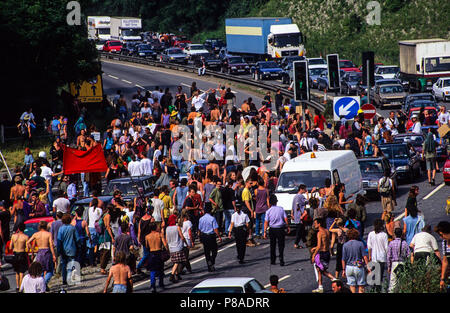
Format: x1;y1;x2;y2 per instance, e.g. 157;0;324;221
379;177;392;197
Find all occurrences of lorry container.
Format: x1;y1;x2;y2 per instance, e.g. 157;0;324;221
398;38;450;92
110;17;142;42
87;16;111;40
225;17;305;60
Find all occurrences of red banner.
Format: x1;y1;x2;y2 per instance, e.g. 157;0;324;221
62;144;108;175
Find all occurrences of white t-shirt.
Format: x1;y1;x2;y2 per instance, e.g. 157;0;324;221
88;206;103;228
385;117;399;135
128;160;143;177
192;92;207;111
20;274;46;293
378;177;393;190
438;112;450;125
411;121;421;134
140;158;153;176
231;211;250;229
151;198;164;222
410;231;439;254
53;197;71;214
182;220;193;247
367;231;389;262
40;166;53;181
141;107;152;115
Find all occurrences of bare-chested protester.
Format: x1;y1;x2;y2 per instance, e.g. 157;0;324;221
10;176;26;228
103;251;132;293
10;222;29;292
27;220;57;287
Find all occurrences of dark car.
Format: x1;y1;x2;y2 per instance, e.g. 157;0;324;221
379;142;422;182
403;93;437;112
221;55;250;74
203;38;226;54
71;195;113;220
133;44;157;60
192;53;221;70
340;71;362;95
251;61;284;80
160;48;189;64
358;156;397;195
308;67;327;89
121;42;138;56
146;39;165;53
103;175;155;201
404;100;438;116
280;56;305;68
317;69;346;91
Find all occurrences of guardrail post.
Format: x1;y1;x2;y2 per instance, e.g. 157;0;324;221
0;124;4;145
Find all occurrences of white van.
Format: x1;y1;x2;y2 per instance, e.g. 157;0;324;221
275;151;364;220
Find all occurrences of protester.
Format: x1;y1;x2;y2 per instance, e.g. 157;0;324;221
342;228;370;293
10;222;29;291
198;203;222;272
19;262;46;293
387;227;410;292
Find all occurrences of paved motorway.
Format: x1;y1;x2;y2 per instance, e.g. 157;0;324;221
1;60;449;293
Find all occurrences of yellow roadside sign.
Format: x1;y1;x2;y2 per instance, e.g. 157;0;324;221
70;74;103;103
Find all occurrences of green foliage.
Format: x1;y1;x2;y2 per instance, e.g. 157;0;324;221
392;257;442;293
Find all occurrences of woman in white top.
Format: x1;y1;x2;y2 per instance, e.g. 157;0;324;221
367;219;388;291
87;198;103;266
228;205;250;264
181;212;194;273
20;262;46;293
165;215;187;283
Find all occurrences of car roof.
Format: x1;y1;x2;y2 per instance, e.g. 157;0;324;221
108;175;152;182
74;196;113;204
377;65;399;68
379;142;408;147
192;277;256;288
357;156;386;161
282;151;356;172
407;93;433;98
25;216;54;224
379;84;403;87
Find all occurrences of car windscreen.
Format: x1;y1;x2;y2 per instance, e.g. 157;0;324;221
110;42;122;46
395;135;424;146
348;74;362;82
229;57;244;64
190;45;204;50
378;67;399;74
104;182;141;196
380;145;409;159
191;287;243;293
339;60;355;68
260;62;279;69
276;170;331;193
309;59;326;65
309;68;326;76
444;80;450;87
138;44;152;50
358;160;384;174
24;223;38;238
169;49;183;54
380;86;403;93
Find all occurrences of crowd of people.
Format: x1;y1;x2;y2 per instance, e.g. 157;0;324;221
0;80;449;294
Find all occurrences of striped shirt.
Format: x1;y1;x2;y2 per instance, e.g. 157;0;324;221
387;238;410;269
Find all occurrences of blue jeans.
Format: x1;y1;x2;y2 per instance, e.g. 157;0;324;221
112;284;127;293
137;246;150;270
150;271;164;289
60;255;75;284
223;209;234;236
172;158;182;171
47;182;54;207
255;213;266;236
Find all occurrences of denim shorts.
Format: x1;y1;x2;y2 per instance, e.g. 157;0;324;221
425;157;436;171
112;284;127;293
345;265;366;286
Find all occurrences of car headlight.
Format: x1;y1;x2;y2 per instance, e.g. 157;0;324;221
368;181;378;188
139;52;145;56
245;66;249;69
170;57;174;60
396;165;409;171
231;66;237;70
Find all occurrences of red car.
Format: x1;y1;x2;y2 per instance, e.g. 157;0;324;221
340;59;361;72
405;107;438;130
102;40;122;53
4;216;54;259
444;156;450;185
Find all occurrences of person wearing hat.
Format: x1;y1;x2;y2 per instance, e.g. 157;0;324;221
165;214;187;282
409;113;421;134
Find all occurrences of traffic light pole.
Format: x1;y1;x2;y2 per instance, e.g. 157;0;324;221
366;59;370;104
302;102;306;131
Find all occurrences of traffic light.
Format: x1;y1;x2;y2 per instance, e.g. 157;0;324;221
327;54;340;90
293;60;309;101
362;51;375;87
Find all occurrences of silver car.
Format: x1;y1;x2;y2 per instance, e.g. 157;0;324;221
373;84;407;109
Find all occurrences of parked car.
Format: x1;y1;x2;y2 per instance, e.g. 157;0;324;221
120;42;138;56
309;67;327;89
358;156;397;196
132;44;157;60
190;277;270;293
160;48;189;64
146;39;165;53
374;65;400;79
307;57;327;68
379;142;422;182
340;71;362;95
192;53;221;70
405;107;438;130
203;38;226;54
432;77;450;102
95;39;107;51
403;93;437;112
251;61;284;80
373;84;406;109
444;156;450;185
280;56;306;68
102;40;122;53
183;44;209;59
370;78;402;97
339;59;360;72
404;100;438;116
71;196;113;220
103;175;155;202
221;55;250;74
317;69;346;91
358;75;384;94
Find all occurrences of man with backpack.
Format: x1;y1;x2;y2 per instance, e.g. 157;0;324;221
378;169;396;214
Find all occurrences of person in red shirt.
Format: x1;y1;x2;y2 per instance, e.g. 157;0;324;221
314;109;326;131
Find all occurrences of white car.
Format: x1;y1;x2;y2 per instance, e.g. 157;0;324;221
374;65;400;79
190;277;270;293
95;40;107;51
307;57;327;70
432;77;450;102
184;44;209;58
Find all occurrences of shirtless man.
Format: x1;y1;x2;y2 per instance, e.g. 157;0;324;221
206;161;220;179
103;251;132;293
27;221;56;286
10;222;29;291
311;218;336;293
10;176;26;226
210;105;221;123
145;222;168;292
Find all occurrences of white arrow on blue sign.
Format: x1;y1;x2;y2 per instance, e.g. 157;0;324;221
333;96;360;121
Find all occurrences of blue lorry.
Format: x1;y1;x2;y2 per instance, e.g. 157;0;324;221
224;17;305;61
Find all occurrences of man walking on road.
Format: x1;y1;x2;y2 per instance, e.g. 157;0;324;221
198;203;222;272
264;194;290;266
311;218;336;293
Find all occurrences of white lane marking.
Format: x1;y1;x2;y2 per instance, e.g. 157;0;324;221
122;79;132;84
133;242;236;288
423;182;445;200
394;212;405;222
108;75;119;79
180;83;191;88
135;84;145;89
264;275;291;289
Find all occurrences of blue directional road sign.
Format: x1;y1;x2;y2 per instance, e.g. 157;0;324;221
333;96;360;121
